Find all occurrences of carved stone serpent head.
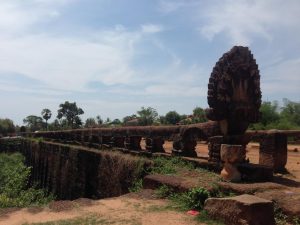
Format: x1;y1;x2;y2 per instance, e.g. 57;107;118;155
206;46;261;135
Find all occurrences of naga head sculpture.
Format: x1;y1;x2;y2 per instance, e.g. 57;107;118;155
206;46;261;135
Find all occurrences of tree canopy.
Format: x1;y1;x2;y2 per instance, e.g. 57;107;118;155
164;111;181;125
0;118;15;136
41;108;52;129
137;107;158;126
23;115;44;132
57;101;84;129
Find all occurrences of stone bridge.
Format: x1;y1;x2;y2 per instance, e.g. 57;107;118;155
1;46;300;197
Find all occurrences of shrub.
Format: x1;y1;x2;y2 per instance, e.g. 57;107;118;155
0;153;54;208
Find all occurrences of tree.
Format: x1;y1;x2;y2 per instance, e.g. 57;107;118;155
137;107;158;126
0;118;15;136
48;119;61;131
192;107;208;123
111;119;122;125
96;115;103;125
260;101;280;126
57;101;84;129
280;99;300;127
23;115;44;132
85;118;97;128
165;111;181;125
41;108;52;129
123;114;137;124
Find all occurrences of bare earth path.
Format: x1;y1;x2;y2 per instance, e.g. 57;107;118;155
0;193;202;225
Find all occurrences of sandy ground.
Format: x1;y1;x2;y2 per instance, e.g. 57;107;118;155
0;193;202;225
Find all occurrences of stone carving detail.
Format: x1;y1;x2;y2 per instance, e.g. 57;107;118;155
207;46;261;135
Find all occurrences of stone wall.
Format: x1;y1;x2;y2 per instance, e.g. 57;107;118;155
1;138;151;200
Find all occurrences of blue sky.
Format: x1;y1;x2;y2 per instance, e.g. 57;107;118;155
0;0;299;125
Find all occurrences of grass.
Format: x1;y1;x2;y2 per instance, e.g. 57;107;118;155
150;156;195;175
195;211;224;225
23;215;114;225
274;204;300;225
23;214;143;225
128;179;143;193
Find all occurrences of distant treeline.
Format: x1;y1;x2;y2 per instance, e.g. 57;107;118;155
0;98;299;136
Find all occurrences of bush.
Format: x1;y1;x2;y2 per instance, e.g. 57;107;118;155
0;153;54;208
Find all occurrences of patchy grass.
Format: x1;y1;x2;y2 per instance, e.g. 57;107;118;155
150;156;194;175
23;215;114;225
129;179;143;193
195;210;225;225
274;204;300;225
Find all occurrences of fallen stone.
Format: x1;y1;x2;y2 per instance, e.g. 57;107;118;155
204;194;275;225
255;188;300;217
217;181;285;194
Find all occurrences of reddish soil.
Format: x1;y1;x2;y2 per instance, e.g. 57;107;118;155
0;193;202;225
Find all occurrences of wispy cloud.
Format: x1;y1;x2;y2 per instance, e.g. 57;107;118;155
199;0;300;45
141;24;164;33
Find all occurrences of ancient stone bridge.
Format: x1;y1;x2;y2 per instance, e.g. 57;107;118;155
1;46;300;198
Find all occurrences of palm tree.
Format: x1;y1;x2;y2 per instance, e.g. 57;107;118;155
41;109;52;130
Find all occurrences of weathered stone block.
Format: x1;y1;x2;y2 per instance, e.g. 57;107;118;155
259;132;287;172
204;194;275;225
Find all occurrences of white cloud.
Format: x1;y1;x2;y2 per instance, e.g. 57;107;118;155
141;24;164;34
198;0;300;45
0;26;160;91
0;0;73;35
158;0;199;13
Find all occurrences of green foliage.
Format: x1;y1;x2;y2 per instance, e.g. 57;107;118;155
96;115;103;125
84;118;97;128
192;107;208;123
122;114;137;124
41;108;52;127
164;111;181;125
0;118;15;137
151;156;194;175
0;153;54;208
57;101;84;129
169;187;210;211
251;99;300;130
23;115;45;132
137;107;158;126
154;185;173;198
128;179;143;193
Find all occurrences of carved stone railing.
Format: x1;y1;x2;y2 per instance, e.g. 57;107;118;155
24;121;221;157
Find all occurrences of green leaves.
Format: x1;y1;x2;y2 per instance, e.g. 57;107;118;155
0;153;54;208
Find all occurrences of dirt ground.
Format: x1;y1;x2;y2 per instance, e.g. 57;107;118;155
0;192;202;225
0;142;299;225
160;141;300;180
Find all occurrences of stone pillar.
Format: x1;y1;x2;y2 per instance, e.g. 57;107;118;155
259;132;287;172
145;138;165;153
124;136;142;151
220;144;246;182
208;136;224;162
